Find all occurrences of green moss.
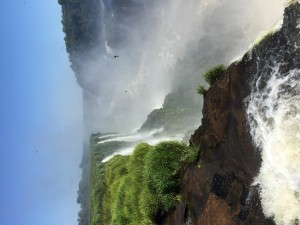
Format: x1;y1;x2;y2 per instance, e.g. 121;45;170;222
251;29;274;49
203;64;226;86
249;18;284;53
139;107;199;133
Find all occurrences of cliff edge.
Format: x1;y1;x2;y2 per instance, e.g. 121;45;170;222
165;2;300;225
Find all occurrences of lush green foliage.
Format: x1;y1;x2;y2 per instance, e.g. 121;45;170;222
143;142;185;213
92;141;199;225
181;146;200;163
89;134;133;225
58;0;101;70
102;155;131;225
196;85;207;95
203;64;226;86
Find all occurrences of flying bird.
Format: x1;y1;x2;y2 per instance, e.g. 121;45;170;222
113;55;119;58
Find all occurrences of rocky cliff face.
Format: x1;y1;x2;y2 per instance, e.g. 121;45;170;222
163;2;300;225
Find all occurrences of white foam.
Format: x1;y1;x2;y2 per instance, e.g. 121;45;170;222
97;128;164;144
100;130;183;163
101;147;134;163
98;134;118;140
247;67;300;225
98;133;143;144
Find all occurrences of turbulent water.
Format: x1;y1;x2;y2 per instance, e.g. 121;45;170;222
247;56;300;224
247;67;300;225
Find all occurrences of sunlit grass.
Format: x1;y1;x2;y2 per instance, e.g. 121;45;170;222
90;140;200;225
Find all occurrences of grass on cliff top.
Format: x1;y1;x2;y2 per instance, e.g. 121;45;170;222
196;85;207;95
92;141;200;225
203;64;226;86
196;64;226;95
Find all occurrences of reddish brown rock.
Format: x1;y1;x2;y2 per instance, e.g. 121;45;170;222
163;62;275;225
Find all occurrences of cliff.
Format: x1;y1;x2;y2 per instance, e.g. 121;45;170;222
164;2;300;225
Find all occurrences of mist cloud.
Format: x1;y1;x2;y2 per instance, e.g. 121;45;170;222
77;0;285;135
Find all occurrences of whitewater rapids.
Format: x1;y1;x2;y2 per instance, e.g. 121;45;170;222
247;65;300;225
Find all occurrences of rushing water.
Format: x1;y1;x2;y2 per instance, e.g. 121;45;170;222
247;64;300;224
245;2;300;224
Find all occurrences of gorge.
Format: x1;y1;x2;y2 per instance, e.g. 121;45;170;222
58;0;300;225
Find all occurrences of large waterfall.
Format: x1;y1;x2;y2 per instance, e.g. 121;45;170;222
246;5;300;224
247;66;300;225
83;0;285;134
68;0;295;224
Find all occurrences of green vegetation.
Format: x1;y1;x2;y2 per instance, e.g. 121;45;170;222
90;140;200;225
181;146;200;164
77;143;90;225
254;30;272;46
90;136;105;225
139;90;201;133
58;0;101;70
196;85;207;95
195;64;226;96
139;108;198;132
203;64;226;86
143;142;185;214
89;134;133;225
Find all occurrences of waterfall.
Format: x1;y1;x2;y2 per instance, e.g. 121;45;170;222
246;6;300;220
82;0;285;134
247;65;300;225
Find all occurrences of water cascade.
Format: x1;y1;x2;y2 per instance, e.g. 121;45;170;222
82;0;285;134
247;67;300;225
247;3;300;224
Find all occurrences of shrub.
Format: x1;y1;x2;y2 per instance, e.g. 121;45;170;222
203;64;226;86
197;85;207;95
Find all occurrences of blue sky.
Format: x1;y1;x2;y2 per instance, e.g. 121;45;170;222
0;1;83;225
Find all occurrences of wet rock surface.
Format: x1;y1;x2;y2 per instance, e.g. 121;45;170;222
166;63;273;225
